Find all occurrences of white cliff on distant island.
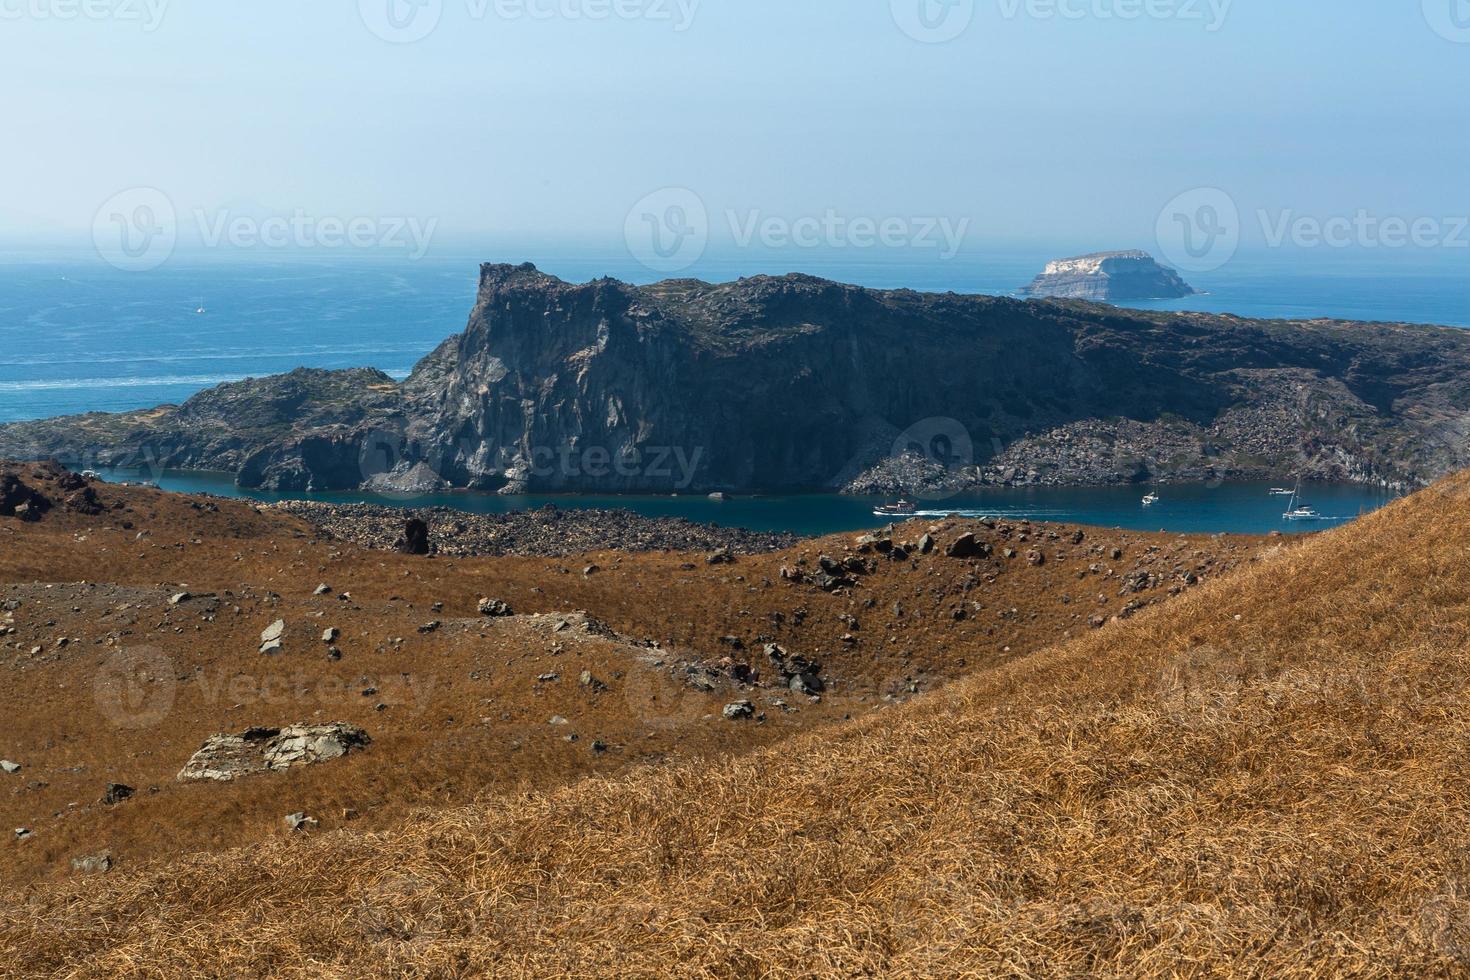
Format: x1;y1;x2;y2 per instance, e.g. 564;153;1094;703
1021;250;1196;301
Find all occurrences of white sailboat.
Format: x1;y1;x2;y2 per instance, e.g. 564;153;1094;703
1282;479;1323;522
1142;491;1160;507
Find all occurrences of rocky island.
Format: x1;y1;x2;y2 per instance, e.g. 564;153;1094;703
1020;250;1196;301
3;262;1470;495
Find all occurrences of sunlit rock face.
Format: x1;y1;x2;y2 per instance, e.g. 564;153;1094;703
1021;250;1196;301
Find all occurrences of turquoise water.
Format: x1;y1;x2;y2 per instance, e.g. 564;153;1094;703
95;467;1397;537
2;248;1468;423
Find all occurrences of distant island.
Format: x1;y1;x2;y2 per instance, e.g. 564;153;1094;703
1020;250;1196;301
2;262;1467;496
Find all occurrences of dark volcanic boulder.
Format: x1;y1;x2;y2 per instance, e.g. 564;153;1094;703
0;475;51;521
398;518;431;556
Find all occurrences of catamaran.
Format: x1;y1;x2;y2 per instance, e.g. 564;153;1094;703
1282;479;1325;521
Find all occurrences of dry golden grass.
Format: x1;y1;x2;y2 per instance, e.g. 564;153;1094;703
6;476;1470;976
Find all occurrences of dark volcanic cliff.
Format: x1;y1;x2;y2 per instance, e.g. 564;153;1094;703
3;262;1469;494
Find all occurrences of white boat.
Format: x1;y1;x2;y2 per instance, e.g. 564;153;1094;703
1281;479;1326;521
1142;492;1160;507
1268;487;1295;496
874;499;917;518
194;296;207;315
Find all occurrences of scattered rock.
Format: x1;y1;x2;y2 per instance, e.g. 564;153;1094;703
946;533;989;559
259;619;286;652
284;812;319;832
177;723;371;783
275;501;799;560
478;597;514;617
322;627;340;643
723;700;755;721
101;783;135;806
0;760;20;774
789;673;825;696
71;851;113;875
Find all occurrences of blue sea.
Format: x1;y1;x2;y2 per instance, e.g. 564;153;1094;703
0;245;1458;535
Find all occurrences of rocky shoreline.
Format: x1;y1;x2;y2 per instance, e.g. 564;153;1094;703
272;500;802;558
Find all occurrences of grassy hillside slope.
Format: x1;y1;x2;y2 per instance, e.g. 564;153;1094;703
6;476;1470;976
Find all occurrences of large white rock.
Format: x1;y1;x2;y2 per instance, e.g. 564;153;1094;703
177;723;370;782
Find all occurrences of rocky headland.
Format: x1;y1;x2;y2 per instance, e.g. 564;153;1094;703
4;262;1469;496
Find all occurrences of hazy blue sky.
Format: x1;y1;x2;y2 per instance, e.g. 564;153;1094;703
4;0;1469;263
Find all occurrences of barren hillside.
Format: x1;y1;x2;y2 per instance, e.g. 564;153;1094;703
3;464;1468;974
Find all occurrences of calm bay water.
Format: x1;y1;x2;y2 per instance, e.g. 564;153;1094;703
94;468;1397;537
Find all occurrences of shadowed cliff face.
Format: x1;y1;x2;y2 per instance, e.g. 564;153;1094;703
390;264;1231;493
3;262;1470;493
